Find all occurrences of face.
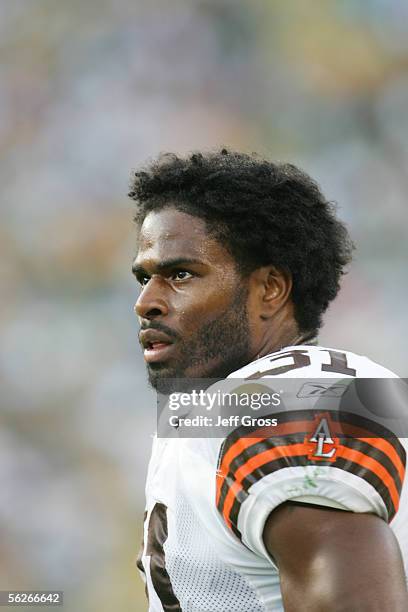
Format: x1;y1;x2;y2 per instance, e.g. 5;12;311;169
133;208;252;390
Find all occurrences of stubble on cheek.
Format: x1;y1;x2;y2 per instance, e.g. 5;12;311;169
145;283;250;389
176;284;251;378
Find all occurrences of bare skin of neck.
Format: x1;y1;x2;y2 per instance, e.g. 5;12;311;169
252;302;306;363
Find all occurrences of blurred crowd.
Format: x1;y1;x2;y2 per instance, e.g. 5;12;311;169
1;1;407;610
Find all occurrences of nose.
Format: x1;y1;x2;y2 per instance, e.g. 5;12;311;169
134;277;169;320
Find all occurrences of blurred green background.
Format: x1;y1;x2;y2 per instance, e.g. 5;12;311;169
1;1;407;610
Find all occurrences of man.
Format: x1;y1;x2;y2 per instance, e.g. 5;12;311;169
129;149;408;611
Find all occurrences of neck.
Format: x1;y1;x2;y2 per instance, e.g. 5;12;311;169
254;316;314;361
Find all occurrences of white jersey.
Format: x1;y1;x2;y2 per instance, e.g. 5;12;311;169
138;345;408;611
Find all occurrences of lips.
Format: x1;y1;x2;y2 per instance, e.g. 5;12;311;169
139;329;175;363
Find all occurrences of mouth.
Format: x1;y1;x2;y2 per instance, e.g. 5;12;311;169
144;341;176;363
139;329;177;364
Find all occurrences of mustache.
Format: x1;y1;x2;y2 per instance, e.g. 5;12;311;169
138;321;180;342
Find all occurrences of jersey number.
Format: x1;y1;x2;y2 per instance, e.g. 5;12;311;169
246;349;356;379
146;502;181;612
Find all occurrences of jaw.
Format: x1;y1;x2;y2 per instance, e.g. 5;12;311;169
147;348;251;393
145;283;252;388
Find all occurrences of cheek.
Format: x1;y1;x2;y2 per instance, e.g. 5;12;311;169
175;287;234;328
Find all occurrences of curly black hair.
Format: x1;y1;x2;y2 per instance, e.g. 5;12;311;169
129;149;353;334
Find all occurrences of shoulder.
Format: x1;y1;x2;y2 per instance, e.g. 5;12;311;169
227;344;399;379
216;344;406;556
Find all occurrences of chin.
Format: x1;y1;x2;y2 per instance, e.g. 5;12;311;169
148;365;211;395
147;364;183;394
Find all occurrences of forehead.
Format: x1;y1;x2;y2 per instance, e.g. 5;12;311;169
136;207;229;264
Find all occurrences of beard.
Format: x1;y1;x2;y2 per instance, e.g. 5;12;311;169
147;284;251;394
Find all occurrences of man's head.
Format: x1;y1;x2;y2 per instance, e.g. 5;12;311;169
129;149;353;389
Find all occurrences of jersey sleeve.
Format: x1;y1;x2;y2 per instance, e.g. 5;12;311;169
215;409;406;561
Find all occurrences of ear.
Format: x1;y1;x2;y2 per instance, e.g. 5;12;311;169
250;265;293;320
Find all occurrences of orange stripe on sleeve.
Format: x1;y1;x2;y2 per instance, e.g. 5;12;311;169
216;420;313;504
221;443;310;528
337;445;401;512
220;442;401;530
332;424;405;484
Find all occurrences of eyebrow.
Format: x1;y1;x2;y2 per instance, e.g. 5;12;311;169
131;257;205;277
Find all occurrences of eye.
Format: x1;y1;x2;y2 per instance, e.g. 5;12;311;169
138;275;151;287
171;270;193;281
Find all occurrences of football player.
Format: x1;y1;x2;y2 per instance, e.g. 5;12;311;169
129;150;408;611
